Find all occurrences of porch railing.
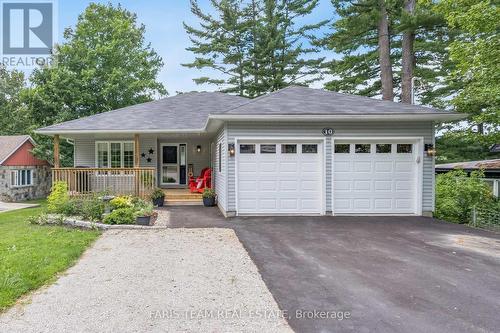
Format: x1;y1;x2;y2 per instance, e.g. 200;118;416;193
52;168;156;198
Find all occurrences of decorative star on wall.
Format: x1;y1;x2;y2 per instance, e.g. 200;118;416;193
148;148;155;155
146;157;152;163
141;153;146;158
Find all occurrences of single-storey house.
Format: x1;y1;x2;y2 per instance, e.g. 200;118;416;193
0;135;52;201
436;159;500;198
36;86;463;217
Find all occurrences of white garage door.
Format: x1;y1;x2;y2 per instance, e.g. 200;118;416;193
237;142;323;215
333;142;419;214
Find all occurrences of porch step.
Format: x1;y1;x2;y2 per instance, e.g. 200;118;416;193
165;199;203;206
165;193;203;200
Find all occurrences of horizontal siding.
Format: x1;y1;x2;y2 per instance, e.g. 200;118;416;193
215;127;227;212
226;121;435;214
74;137;158;168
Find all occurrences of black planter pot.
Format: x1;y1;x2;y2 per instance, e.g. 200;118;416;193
136;216;151;226
203;197;216;207
152;196;165;207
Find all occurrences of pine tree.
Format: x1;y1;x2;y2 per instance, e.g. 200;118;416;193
320;0;457;107
184;0;326;97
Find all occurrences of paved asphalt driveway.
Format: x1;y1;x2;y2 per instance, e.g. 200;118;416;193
168;207;500;333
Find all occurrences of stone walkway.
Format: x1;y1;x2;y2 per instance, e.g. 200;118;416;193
0;202;40;213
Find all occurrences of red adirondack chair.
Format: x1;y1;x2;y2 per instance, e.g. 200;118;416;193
189;168;212;193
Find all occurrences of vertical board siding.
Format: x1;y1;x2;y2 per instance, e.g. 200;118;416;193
226;121;435;214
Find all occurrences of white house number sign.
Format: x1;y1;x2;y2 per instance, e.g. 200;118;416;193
322;128;335;136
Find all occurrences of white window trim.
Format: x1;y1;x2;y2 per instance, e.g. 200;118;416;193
11;169;34;188
95;141;135;168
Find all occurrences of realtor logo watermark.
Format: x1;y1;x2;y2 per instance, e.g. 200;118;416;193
1;0;57;68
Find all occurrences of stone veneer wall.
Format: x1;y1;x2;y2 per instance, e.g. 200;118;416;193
0;165;52;202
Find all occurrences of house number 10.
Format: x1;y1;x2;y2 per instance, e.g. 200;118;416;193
322;128;334;136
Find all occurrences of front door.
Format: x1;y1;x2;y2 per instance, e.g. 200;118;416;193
161;144;187;185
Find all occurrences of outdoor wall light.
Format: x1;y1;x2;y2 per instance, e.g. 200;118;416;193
228;143;235;157
425;144;436;157
196;145;202;153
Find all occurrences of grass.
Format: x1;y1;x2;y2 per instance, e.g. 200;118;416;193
0;200;101;311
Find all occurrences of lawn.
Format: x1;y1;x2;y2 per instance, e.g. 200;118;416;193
0;200;101;311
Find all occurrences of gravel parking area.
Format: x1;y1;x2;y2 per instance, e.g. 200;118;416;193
0;229;291;333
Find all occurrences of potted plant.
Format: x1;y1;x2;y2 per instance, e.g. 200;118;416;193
135;205;158;226
150;188;165;207
202;188;216;207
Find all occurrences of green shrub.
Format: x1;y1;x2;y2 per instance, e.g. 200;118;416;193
81;195;105;221
134;202;154;217
150;188;165;200
47;181;70;213
110;196;133;210
61;197;84;216
202;188;216;198
435;169;494;223
102;208;136;225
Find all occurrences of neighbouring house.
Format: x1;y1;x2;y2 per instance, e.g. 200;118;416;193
0;135;52;201
436;159;500;198
36;86;463;217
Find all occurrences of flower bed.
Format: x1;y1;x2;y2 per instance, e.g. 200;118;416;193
30;181;159;226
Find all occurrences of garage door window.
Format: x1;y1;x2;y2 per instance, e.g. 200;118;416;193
376;144;392;153
355;144;371;153
397;144;413;153
282;144;297;154
335;144;350;153
302;144;318;154
260;144;276;154
240;144;255;154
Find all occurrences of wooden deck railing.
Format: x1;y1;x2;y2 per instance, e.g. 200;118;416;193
52;168;156;198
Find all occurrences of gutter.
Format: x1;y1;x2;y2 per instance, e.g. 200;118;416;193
35;113;467;136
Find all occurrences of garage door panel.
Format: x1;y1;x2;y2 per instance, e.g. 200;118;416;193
354;162;372;172
374;180;392;191
334;180;351;191
238;142;323;214
334;141;418;214
353;180;371;191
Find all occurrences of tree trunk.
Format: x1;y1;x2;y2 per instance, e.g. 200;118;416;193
401;0;416;104
377;0;394;101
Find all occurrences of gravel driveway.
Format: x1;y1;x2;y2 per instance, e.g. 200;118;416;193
0;229;291;333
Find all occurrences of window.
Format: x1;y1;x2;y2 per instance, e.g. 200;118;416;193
260;144;276;154
335;144;350;153
218;143;222;173
397;144;413;153
355;144;371;153
281;144;297;154
11;169;33;187
96;142;135;168
240;144;255;154
376;144;392;153
302;144;318;154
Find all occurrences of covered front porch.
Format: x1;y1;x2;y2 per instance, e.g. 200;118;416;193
51;132;215;199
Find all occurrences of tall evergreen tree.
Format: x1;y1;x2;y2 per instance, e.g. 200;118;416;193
320;0;456;107
183;0;326;97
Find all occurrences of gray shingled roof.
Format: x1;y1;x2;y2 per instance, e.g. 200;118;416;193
37;86;461;133
37;92;247;132
224;86;453;115
436;159;500;171
0;135;32;164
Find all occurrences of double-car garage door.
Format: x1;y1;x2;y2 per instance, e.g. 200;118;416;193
236;140;420;215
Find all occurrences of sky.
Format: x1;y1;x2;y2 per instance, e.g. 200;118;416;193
49;0;334;94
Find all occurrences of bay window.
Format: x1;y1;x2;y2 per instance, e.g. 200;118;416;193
96;141;135;168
